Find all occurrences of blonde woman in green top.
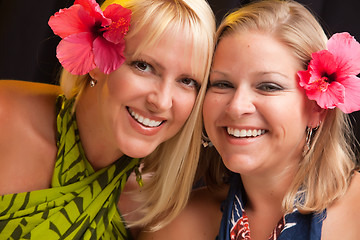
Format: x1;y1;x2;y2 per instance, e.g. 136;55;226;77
0;0;215;239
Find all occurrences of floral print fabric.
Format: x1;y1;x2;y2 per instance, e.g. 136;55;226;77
217;173;325;240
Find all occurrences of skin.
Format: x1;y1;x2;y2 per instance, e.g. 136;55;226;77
77;29;200;170
0;81;60;196
203;32;314;239
139;32;360;240
0;27;201;239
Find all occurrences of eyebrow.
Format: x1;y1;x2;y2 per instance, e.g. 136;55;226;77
134;53;199;80
144;55;165;71
257;71;289;79
210;70;289;78
210;70;229;77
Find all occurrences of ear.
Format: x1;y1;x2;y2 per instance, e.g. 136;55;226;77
89;68;106;81
307;101;326;128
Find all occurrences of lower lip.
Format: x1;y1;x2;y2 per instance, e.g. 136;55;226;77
127;110;163;136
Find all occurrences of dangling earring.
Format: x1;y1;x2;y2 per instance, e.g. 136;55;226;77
89;78;97;87
304;126;313;152
304;123;320;154
202;131;213;147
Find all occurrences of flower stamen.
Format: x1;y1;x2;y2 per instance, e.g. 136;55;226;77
316;77;330;92
103;18;130;34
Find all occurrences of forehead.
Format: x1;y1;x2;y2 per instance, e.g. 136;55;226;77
212;32;300;76
124;27;200;75
126;25;208;79
124;26;197;63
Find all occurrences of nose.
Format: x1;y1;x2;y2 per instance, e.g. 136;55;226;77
225;86;256;118
146;79;173;112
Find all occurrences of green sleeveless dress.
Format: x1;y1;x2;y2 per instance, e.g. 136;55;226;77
0;95;140;239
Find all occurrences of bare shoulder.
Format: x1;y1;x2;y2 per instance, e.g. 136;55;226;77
322;172;360;239
138;185;228;240
0;80;62;195
0;80;61;142
0;80;61;113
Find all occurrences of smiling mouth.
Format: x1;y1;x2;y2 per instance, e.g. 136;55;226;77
128;107;163;128
227;127;266;138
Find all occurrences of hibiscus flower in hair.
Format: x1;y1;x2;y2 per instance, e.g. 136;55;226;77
298;32;360;113
48;0;131;75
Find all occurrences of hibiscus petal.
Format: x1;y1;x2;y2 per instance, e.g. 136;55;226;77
307;51;337;84
57;32;96;75
327;32;360;75
49;4;94;38
75;0;111;27
306;81;345;109
298;70;311;88
336;75;360;113
93;37;126;74
103;4;132;44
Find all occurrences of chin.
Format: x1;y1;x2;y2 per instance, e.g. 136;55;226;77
121;144;156;159
223;155;260;173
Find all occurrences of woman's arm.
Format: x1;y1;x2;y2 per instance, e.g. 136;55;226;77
0;80;61;195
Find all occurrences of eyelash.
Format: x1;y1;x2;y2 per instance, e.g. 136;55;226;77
208;80;234;89
131;60;153;73
257;82;284;92
181;78;200;90
208;80;284;94
131;59;199;90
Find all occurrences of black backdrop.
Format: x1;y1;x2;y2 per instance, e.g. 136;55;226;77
0;0;359;144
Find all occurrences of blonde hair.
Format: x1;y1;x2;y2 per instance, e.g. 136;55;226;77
207;0;357;214
59;0;215;229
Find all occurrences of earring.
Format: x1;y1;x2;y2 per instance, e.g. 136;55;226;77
304;126;313;152
202;131;213;148
89;78;97;87
304;123;320;154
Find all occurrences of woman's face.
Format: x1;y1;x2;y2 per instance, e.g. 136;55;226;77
95;30;201;158
204;32;318;177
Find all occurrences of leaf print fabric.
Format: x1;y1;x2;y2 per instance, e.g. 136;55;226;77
0;95;140;239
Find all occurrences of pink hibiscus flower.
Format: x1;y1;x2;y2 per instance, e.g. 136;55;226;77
48;0;131;75
298;32;360;113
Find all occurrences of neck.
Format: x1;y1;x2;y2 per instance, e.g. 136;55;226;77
238;168;296;240
241;162;297;215
75;87;123;171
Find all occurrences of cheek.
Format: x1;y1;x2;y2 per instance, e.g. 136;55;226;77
107;76;128;98
268;98;309;140
174;94;197;124
203;94;221;133
106;67;138;100
202;98;213;127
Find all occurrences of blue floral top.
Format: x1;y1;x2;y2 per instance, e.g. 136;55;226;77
217;173;326;240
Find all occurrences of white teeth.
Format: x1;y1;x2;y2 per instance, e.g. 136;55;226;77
227;128;265;138
129;108;162;127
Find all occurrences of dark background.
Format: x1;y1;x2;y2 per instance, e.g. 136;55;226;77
0;0;359;144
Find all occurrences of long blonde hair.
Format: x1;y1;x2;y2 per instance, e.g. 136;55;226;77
210;0;357;214
59;0;215;229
